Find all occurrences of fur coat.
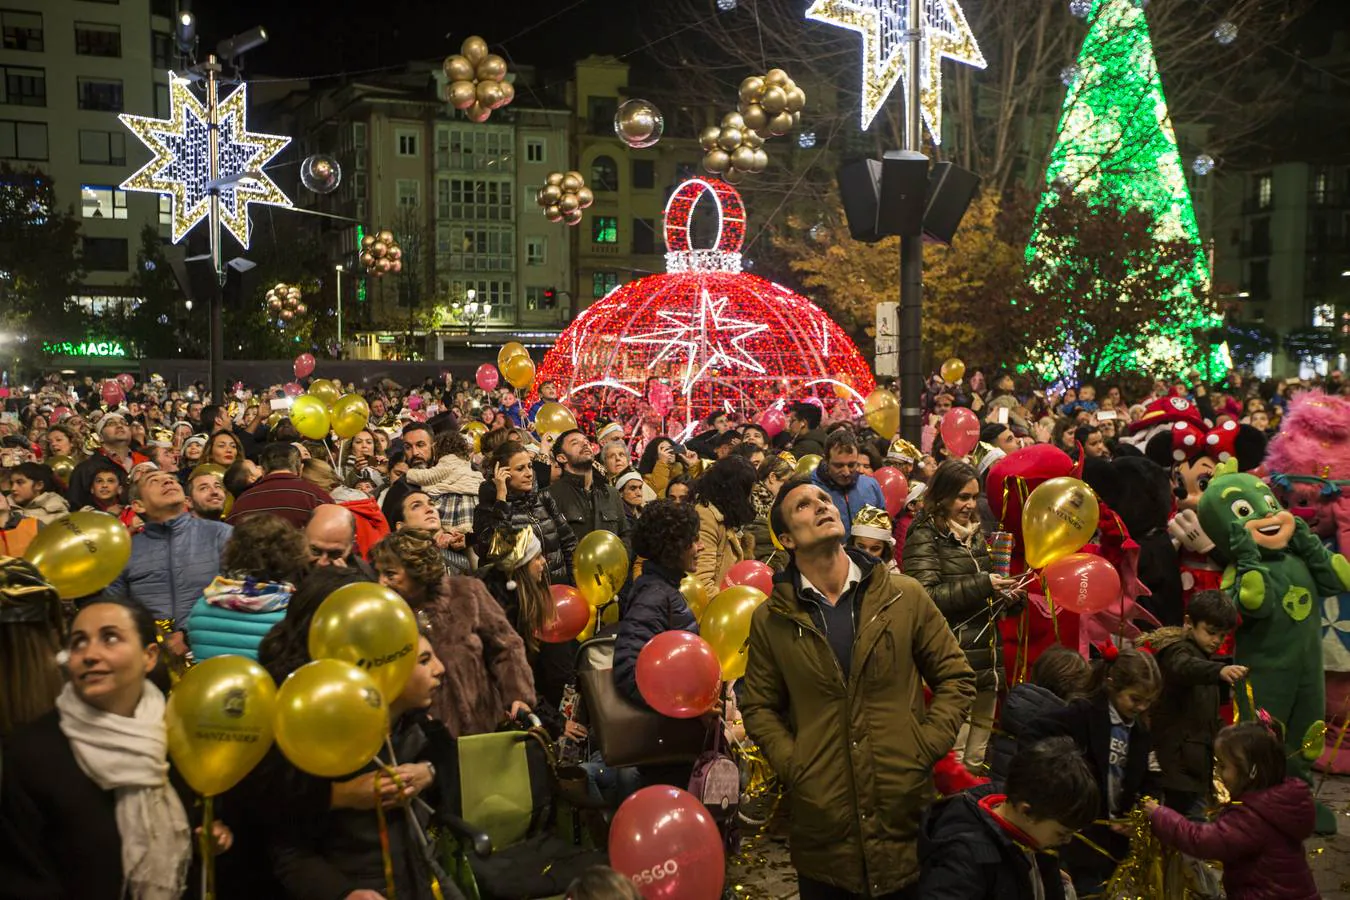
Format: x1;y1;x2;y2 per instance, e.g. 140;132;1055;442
418;574;536;738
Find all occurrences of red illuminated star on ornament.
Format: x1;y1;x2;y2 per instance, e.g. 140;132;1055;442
623;288;768;394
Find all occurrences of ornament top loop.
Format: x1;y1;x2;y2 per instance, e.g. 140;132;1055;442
664;177;746;256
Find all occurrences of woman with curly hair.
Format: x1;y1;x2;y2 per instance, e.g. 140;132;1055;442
41;423;85;466
182;513;306;661
371;528;535;737
692;455;758;597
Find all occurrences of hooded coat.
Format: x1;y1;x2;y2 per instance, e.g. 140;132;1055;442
986;682;1068;784
739;551;976;895
16;491;69;526
472;482;577;585
1148;627;1225;796
1149;777;1319;900
613;560;698;705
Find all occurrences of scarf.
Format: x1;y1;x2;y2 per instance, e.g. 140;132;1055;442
946;517;980;546
56;682;191;900
202;574;294;612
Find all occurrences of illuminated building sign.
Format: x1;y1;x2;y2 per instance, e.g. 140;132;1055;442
43;339;127;357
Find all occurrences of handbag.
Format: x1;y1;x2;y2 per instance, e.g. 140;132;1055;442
574;635;707;767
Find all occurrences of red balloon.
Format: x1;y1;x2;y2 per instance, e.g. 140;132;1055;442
115;373;135;392
476;363;500;391
283;382;305;398
873;466;910;518
721;559;774;597
939;407;981;458
293;353;316;379
635;631;721;719
100;380;124;407
610;786;725;900
540;585;590;643
1042;552;1120;615
756;406;786;438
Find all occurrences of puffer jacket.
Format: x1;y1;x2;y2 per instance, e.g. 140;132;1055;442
182;575;292;660
613;560;698;705
694;502;752;598
17;491;70;525
986;682;1067;783
809;466;886;539
740;554;976;895
1149;777;1319;900
902;512;1002;691
1148;627;1226;795
105;512;232;621
548;470;631;553
472;481;577;585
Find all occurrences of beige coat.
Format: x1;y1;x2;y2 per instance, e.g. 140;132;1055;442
694;502;752;598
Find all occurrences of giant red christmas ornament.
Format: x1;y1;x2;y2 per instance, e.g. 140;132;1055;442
535;177;874;426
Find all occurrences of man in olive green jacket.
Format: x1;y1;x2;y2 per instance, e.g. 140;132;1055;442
741;477;976;899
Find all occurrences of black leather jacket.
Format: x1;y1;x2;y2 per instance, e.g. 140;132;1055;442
473;481;577;585
547;470;631;557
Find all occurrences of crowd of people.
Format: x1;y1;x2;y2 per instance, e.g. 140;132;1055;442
0;362;1343;900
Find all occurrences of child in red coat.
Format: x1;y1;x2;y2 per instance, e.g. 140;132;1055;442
1144;721;1319;900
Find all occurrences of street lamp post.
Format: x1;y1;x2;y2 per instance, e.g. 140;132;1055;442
335;264;344;355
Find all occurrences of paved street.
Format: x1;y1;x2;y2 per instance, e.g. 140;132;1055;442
728;774;1350;898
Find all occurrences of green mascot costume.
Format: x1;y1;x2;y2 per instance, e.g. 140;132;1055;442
1199;459;1350;833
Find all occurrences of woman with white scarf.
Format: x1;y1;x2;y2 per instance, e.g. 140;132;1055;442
0;596;227;900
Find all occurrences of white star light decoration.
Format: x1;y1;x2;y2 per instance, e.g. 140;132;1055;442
623;288;767;395
806;0;986;138
119;74;291;246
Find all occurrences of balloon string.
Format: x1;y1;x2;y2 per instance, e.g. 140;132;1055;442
1042;578;1060;644
199;795;215;900
1317;698;1350;797
376;749;446;900
374;772;398;900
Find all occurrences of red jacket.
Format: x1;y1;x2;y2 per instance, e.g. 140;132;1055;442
226;471;332;529
1149;777;1318;900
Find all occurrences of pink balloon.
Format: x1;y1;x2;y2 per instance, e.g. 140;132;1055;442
635;631;721;719
939;407;981;458
756;406;786;438
409;410;427;423
283;382;304;398
803;396;825;412
115;373;135;392
873;466;910;518
476;363;499;391
0;387;8;399
293;353;316;379
407;394;423;410
610;786;725;900
1042;552;1121;615
100;380;124;407
721;559;774;596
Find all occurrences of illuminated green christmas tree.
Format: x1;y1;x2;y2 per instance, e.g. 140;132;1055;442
1024;0;1223;381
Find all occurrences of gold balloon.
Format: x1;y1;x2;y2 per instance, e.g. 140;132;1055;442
448;80;477;110
731;145;757;172
443;54;474;83
166;656;277;796
477;54;507;82
467;102;491;123
502;353;535;390
1022;477;1101;569
498;341;529;368
563;209;584;226
308;378;341;409
560;174;583;193
573;531;629;608
535;402;577;436
546;172;564;186
190;463;227;482
575;186;594;209
558;193;580;214
565;170;584;183
743;130;765;149
739;76;765;104
750;149;769;173
704;150;730;174
461;35;489;64
793;454;822;477
274;659;388;778
538;184;563;206
785;86;807;113
700;585;768;680
462;421;488;452
765;68;790;86
494;81;515;109
940;357;967;384
377;229;395;244
24;511;131;599
331;394;371;440
863;388;900;437
699;126;722;151
724;167;744;185
476;80;504;108
679;573;710;621
722;112;746;130
761;85;789;115
47;455;75;484
370;241;388;259
767;111;795;136
291;394;331;440
308;582;420;700
741;104;768;131
717;128;743;152
545;205;563;222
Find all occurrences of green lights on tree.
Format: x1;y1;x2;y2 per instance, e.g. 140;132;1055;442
1025;0;1224;382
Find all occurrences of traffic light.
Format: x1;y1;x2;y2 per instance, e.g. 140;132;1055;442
543;287;557;308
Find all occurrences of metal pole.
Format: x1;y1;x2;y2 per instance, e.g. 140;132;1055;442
898;0;925;444
335;266;343;354
205;55;225;404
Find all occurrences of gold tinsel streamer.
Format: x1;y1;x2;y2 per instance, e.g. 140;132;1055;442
1093;801;1224;900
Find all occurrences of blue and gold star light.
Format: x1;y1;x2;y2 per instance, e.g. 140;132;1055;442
806;0;986;139
119;74;291;246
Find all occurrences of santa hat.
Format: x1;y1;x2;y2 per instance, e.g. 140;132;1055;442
851;505;895;544
1127;396;1204;434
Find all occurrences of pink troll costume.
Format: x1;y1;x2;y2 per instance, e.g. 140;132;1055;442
1264;389;1350;773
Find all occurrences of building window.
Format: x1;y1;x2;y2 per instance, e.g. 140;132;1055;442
154;83;169;117
74;22;121;57
1256;173;1272;209
0;119;47;160
592;271;620;299
0;65;44;106
80;129;126;166
397;129;419;157
587;96;617;135
436;126;514;171
437;177;513;221
449;279;514;313
1247;260;1270;300
591;156;618;192
353;122;367;149
441;224;515;272
78;77;124;112
151;30;173;68
2;10;43;52
82;236;129;272
526;139;545;163
151;0;175;16
526;237;546;266
525;286;547;310
632;218;656;254
1313;169;1329;205
81;185;128;220
158;195;171;229
632;160;655;190
396;179;420;209
1249;217;1271;257
592;216;618;244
